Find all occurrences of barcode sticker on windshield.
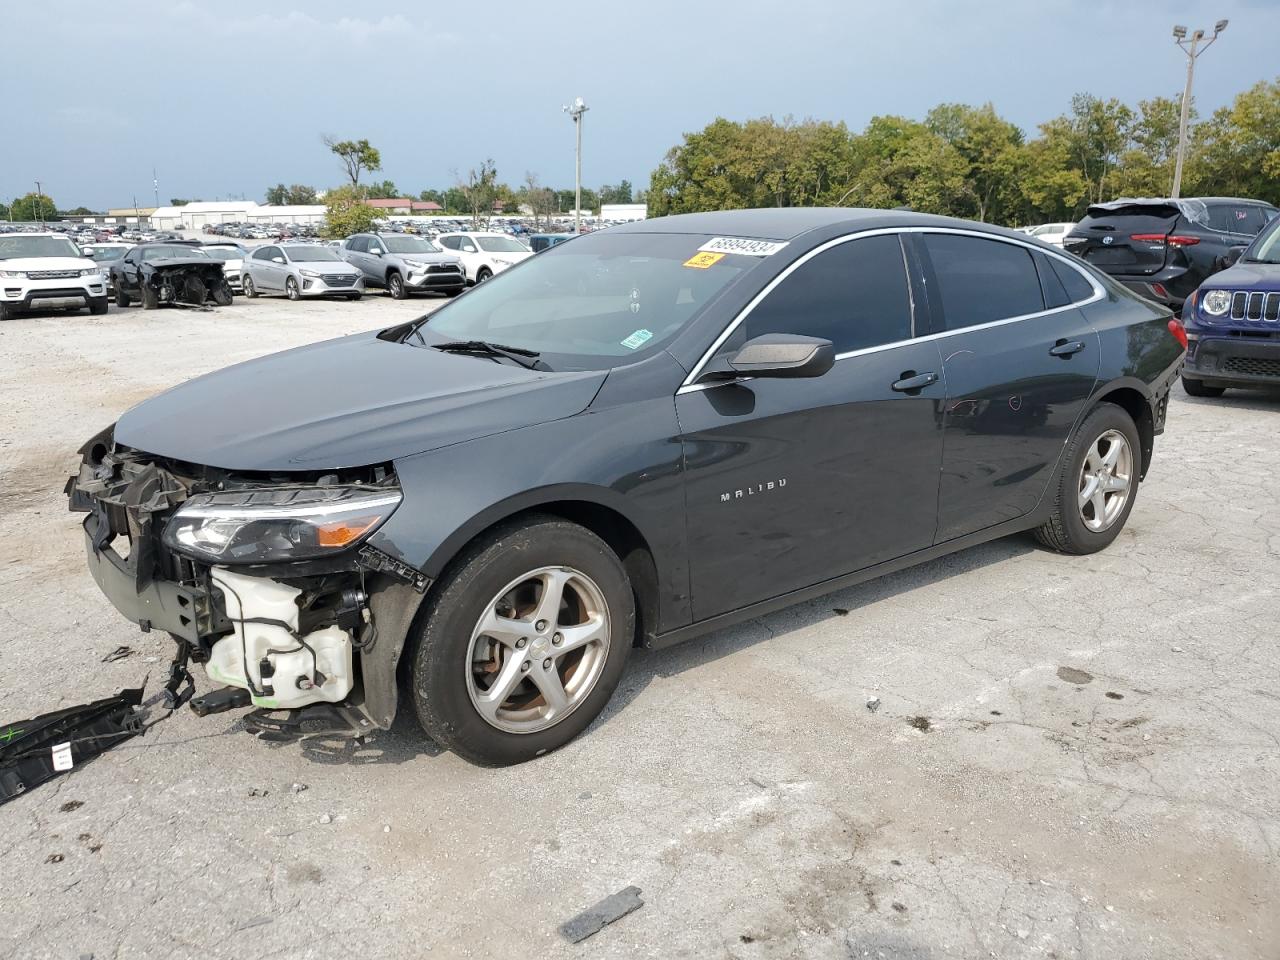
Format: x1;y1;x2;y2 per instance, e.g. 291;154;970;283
621;329;653;350
699;237;789;257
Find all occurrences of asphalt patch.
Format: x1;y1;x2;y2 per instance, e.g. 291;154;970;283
559;885;644;943
1056;666;1094;685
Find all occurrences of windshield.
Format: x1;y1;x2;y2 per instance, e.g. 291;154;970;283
476;236;529;253
421;232;757;370
142;246;208;261
383;236;438;255
201;247;242;262
87;247;127;261
284;245;341;262
1245;217;1280;264
0;235;81;259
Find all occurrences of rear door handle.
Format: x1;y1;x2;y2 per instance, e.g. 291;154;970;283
1050;339;1086;358
891;371;939;392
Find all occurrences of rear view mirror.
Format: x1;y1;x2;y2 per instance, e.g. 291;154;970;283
721;334;835;380
1220;246;1245;269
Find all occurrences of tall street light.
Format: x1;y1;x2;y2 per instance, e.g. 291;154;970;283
1171;19;1227;199
34;180;45;227
563;96;588;234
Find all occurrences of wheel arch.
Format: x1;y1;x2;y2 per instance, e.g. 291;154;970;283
1086;378;1155;478
422;485;661;648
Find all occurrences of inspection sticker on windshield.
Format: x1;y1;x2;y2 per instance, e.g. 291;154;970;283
698;237;789;257
683;251;725;269
621;329;653;350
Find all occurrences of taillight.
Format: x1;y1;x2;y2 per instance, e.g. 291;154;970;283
1129;233;1199;246
1168;318;1189;349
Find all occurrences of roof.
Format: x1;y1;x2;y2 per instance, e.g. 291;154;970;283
365;198;416;208
616;207;1014;241
150;201;260;218
412;201;443;211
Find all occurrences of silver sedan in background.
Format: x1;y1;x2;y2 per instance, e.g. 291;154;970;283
241;243;365;301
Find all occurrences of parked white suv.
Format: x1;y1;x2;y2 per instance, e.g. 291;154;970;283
0;232;108;320
434;231;533;284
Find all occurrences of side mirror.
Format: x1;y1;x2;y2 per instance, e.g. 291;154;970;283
701;334;835;382
370;248;383;257
272;257;284;264
1220;246;1245;269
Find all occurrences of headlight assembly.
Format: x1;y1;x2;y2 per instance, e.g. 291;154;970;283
162;486;402;564
299;268;321;278
1200;289;1231;317
81;268;102;277
0;270;27;279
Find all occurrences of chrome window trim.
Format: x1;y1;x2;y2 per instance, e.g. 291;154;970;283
676;225;1105;395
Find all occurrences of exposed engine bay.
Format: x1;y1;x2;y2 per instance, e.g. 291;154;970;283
136;257;234;307
64;428;428;737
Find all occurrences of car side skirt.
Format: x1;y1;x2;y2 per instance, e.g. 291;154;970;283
646;509;1050;651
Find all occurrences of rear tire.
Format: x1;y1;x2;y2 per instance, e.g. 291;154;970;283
475;267;493;283
409;516;634;766
1181;375;1225;398
1034;404;1142;555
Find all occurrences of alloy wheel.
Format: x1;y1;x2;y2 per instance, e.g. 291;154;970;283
286;277;300;300
465;566;611;734
1078;429;1133;533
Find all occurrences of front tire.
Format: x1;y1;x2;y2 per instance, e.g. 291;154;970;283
1181;375;1225;398
387;271;407;299
1035;404;1142;555
114;283;130;308
141;285;160;310
410;516;634;766
285;277;301;301
89;296;109;315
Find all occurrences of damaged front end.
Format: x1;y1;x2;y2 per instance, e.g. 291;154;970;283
67;427;428;738
141;259;233;307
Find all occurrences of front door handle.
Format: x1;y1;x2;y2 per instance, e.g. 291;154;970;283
1050;339;1086;358
891;371;939;393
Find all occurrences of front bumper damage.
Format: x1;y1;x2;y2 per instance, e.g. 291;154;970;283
66;431;429;739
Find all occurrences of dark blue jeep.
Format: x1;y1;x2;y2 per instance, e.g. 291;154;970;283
1183;214;1280;397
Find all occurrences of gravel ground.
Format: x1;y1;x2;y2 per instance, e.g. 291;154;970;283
0;296;1277;960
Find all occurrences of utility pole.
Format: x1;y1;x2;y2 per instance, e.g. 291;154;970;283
153;168;159;209
562;96;588;234
1171;20;1227;199
34;180;44;226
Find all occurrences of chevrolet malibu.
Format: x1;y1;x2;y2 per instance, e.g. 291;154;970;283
68;209;1185;765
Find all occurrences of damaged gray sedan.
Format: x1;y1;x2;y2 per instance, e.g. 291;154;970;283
110;243;233;309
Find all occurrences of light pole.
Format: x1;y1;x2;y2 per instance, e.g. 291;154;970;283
1171;20;1227;199
34;180;44;226
562;96;588;234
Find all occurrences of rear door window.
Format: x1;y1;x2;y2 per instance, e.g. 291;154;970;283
736;234;913;353
921;234;1045;330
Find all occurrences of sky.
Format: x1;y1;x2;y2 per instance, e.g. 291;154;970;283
4;0;1279;211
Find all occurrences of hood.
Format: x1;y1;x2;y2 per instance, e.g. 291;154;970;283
113;331;607;471
1;256;94;271
296;260;359;273
1203;261;1280;292
141;257;224;272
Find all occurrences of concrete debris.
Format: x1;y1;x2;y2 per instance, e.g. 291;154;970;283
866;697;881;713
318;813;332;825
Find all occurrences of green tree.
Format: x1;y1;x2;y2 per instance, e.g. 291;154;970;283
599;180;634;205
168;198;197;206
364;180;400;200
418;189;445;205
62;206;98;217
265;183;289;205
442;187;470;214
10;191;57;222
926;103;1024;222
321;185;379;239
1192;79;1280;204
323;136;382;187
458;159;499;228
286;184;318;205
